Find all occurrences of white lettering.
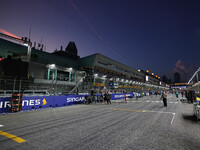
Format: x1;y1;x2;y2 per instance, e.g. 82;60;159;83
75;97;84;102
0;102;2;108
67;98;72;103
4;101;10;108
115;95;125;98
67;97;85;103
29;100;35;106
35;99;40;105
22;100;29;106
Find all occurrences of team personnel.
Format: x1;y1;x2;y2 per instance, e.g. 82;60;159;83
161;91;168;107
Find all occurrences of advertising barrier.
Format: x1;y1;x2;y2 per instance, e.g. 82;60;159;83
0;93;135;113
0;95;86;113
111;93;135;100
0;97;11;113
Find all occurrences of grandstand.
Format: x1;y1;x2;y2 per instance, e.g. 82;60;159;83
0;34;169;96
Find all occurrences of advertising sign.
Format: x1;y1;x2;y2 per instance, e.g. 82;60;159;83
0;95;86;113
109;82;118;88
0;93;135;113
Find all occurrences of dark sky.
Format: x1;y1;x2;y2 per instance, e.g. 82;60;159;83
1;0;200;79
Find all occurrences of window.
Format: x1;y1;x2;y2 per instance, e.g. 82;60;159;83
47;69;57;80
57;70;69;81
94;78;104;83
47;69;76;82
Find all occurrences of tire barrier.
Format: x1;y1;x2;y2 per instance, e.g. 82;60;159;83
10;93;23;112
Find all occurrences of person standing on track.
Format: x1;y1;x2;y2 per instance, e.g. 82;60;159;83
161;91;168;107
125;93;127;103
176;91;179;101
106;91;112;105
104;90;111;104
104;91;108;104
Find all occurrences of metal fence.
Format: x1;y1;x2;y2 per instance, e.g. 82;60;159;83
0;76;76;96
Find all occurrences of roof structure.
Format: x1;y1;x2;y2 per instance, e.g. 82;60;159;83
0;38;78;68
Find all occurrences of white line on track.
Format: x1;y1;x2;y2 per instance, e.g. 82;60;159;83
171;113;176;124
143;110;176;125
0;124;4;127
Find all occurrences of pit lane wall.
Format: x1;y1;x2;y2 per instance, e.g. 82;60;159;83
0;93;135;113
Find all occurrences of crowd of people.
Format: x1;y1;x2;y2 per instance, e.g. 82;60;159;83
84;89;198;107
85;90;112;105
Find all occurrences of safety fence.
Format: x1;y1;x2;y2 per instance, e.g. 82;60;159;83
0;93;137;113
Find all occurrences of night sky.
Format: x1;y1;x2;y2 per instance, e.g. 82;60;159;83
1;0;200;81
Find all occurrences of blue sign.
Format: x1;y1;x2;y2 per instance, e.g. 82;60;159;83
109;82;119;88
0;93;135;113
0;95;86;113
111;93;134;100
0;97;11;113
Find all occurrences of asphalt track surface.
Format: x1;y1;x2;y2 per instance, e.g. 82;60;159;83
0;94;200;150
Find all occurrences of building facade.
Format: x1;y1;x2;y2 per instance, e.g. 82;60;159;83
0;35;169;96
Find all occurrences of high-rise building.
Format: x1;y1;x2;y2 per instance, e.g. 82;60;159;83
174;72;180;83
162;75;168;83
168;79;172;84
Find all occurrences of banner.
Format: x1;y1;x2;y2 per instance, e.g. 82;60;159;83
0;97;11;113
0;95;86;113
111;93;134;100
0;93;135;113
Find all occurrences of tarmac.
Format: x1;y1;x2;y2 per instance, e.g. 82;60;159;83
0;94;199;150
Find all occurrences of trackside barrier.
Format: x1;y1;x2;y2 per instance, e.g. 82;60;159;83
111;93;136;100
0;93;136;113
0;95;85;113
0;97;11;113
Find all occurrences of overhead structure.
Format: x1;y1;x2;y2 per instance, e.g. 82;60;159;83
187;81;200;92
187;67;200;92
188;67;200;84
0;30;32;62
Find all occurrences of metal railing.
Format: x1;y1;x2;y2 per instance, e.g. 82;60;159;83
0;76;75;96
68;77;85;94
